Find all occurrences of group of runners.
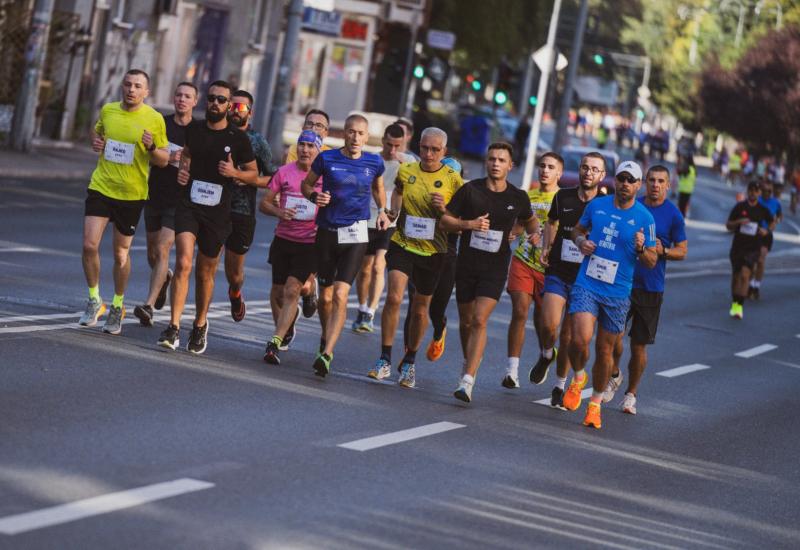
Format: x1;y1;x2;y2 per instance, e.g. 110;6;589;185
77;69;701;430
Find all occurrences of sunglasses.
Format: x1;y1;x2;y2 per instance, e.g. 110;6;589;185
616;174;638;184
231;102;251;113
207;94;229;104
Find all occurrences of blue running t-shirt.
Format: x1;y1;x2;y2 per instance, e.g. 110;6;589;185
633;197;686;292
311;148;385;229
759;196;781;228
574;195;657;299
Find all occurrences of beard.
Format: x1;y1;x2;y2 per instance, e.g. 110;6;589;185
206;108;226;123
229;114;248;128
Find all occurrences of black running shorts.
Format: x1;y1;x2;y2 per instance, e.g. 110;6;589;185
365;227;395;255
84;189;144;237
268;235;317;285
225;213;256;255
144;204;176;233
174;203;231;258
729;248;760;272
626;288;663;345
315;228;368;287
386;241;445;296
455;259;509;303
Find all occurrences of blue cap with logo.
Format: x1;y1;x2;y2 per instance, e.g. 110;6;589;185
298;130;323;150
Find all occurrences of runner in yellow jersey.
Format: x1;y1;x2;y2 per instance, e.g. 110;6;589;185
502;152;563;388
284;109;332;162
367;127;463;388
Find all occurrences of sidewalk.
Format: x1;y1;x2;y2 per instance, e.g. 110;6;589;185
0;138;97;180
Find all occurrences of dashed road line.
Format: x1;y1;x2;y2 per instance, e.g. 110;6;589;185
0;478;214;535
656;364;711;378
338;421;465;452
767;359;800;370
534;388;591;406
734;344;778;358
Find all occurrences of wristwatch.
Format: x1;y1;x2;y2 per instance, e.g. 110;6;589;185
147;142;156;152
661;247;670;260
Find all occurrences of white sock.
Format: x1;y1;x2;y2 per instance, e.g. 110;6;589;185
542;347;554;359
462;373;475;385
507;357;519;374
359;303;367;313
556;376;567;390
574;369;586;381
365;307;375;316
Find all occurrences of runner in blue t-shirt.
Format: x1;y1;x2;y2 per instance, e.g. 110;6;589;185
751;179;782;299
561;160;658;429
301;114;390;377
606;165;688;416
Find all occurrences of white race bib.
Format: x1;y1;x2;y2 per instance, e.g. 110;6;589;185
337;220;368;244
560;239;584;263
740;221;758;236
469;229;503;253
285;195;317;221
190;179;223;206
586;255;619;284
104;139;135;165
405;215;436;240
167;142;182;168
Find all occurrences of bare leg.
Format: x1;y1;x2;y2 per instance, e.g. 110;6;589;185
82;216;109;288
224;249;246;293
625;342;648;395
462;297;499;378
381;270;409;347
270;284;284;326
356;255;374;307
322;281;351;355
368;250;388;311
507;290;532;359
145;227;175;305
111;227;134;296
170;232;196;328
274;276;303;339
194;250;221;327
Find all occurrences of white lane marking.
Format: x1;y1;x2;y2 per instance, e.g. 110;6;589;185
796;334;800;339
0;312;81;323
0;247;43;253
534;388;592;406
656;363;711;378
735;344;778;358
334;371;396;386
0;478;213;535
768;359;800;370
338;421;465;452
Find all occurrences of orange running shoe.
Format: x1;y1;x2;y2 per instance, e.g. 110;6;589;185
583;402;602;429
562;373;588;411
426;325;447;362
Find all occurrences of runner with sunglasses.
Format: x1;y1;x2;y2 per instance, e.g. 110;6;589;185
158;81;257;354
285;109;331;163
562;161;657;429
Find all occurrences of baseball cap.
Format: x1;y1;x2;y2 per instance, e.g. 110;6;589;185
615;160;643;181
297;130;323;150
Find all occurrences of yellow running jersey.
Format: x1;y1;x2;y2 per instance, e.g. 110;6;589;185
513;188;557;272
392;162;463;256
89;102;168;201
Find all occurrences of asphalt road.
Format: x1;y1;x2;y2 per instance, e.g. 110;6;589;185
1;166;799;549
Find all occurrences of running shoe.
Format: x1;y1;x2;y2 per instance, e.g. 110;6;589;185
621;392;637;415
729;302;743;320
454;375;474;403
263;338;281;365
102;305;125;335
501;369;520;389
154;269;173;310
602;372;623;403
529;348;557;385
229;288;245;322
426;323;447;362
356;312;375;333
313;352;332;377
562;372;588;411
351;311;365;332
187;321;208;355
367;358;392;380
158;324;180;350
583;402;602;429
751;287;760;301
550;387;566;410
301;291;317;318
78;297;106;327
397;362;416;388
134;304;154;327
280;307;300;351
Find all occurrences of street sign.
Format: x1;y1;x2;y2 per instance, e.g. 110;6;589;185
427;57;447;82
532;46;568;72
427;29;456;51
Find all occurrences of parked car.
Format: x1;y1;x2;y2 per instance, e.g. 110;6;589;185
557;146;620;194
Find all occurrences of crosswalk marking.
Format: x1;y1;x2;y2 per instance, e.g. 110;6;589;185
656;364;711;378
734;344;778;358
338;421;465;452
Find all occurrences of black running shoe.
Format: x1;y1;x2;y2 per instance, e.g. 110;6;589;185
751;287;760;300
134;304;154;327
550;387;566;410
280;307;300;351
229;289;246;322
154;269;173;310
263;339;281;365
158;324;180;350
302;292;318;318
187;321;208;355
313;352;332;377
529;349;557;385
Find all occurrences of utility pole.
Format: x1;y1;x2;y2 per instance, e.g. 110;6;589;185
398;11;421;117
267;0;304;161
253;0;284;137
553;0;590;153
10;0;56;152
521;0;562;191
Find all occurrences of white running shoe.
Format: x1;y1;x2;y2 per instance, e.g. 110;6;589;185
602;373;623;403
621;392;637;415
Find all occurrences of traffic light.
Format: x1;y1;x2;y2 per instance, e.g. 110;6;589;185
471;79;482;91
413;65;425;79
593;53;604;65
529;95;538;106
494;90;508;105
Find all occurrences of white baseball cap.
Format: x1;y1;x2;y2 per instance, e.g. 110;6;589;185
615;160;643;181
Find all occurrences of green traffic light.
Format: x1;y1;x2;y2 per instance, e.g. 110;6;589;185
593;53;604;65
529;96;538;106
494;91;508;105
413;65;424;79
471;80;482;91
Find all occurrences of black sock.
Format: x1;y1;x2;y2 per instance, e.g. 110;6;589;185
433;316;447;341
381;345;392;362
733;294;745;305
403;348;417;364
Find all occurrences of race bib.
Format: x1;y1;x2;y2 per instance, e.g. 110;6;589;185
469;229;503;253
337;220;368;244
586;255;619;284
740;221;758;236
560;239;584;263
405;215;435;240
167;142;183;168
190;179;223;206
285;195;317;221
104;139;135;165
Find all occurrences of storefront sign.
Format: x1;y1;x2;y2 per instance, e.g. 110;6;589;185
302;7;342;36
341;18;368;41
426;29;456;51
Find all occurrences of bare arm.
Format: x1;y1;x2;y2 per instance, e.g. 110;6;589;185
665;239;687;261
371;175;390;230
177;145;192;186
440;210;489;233
301;170;330;207
571;222;596;255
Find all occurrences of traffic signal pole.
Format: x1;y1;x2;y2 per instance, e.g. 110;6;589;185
522;0;562;190
553;0;590;154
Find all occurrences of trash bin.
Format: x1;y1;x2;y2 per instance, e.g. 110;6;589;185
458;115;491;158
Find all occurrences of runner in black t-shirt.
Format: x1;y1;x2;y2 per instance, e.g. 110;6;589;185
725;180;773;319
440;142;537;403
534;152;604;409
158;80;256;354
134;82;198;327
